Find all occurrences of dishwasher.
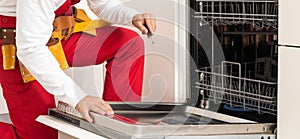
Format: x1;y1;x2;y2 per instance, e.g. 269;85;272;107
49;0;278;138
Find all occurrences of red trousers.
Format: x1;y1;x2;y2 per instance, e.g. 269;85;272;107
0;15;144;139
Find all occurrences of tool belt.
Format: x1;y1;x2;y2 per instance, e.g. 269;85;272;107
1;8;111;83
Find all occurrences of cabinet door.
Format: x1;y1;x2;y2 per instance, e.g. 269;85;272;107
278;46;300;139
279;0;300;46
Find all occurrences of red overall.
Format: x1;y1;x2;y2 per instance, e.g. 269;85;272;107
0;0;144;138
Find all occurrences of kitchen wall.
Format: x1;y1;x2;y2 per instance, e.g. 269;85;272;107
120;0;186;102
125;0;176;102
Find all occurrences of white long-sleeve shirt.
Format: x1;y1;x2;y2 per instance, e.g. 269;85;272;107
0;0;139;108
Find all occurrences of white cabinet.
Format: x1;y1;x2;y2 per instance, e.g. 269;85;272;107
279;0;300;46
278;46;300;139
0;86;8;114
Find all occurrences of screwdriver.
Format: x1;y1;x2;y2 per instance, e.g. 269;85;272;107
147;32;155;45
144;24;155;44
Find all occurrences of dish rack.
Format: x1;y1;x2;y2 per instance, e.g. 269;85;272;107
193;0;278;29
195;61;277;115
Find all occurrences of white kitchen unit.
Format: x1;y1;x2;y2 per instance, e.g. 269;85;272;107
278;0;300;138
278;0;300;46
278;47;300;139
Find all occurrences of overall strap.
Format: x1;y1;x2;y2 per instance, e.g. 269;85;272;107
55;0;81;16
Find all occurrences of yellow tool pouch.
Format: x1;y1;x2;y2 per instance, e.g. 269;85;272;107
19;62;35;83
1;29;16;70
19;38;71;83
19;38;70;83
47;38;69;70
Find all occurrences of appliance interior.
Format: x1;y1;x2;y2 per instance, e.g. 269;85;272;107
189;0;278;123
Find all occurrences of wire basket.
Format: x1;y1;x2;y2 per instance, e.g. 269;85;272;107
195;61;277;115
193;0;278;29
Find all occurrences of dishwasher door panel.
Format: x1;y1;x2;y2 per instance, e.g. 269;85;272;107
49;102;276;138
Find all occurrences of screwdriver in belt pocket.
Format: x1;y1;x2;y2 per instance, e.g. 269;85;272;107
144;24;155;45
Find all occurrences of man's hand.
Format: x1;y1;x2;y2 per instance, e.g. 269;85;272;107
132;13;156;35
75;96;114;123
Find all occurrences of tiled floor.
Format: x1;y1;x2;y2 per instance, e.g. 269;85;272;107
0;113;11;124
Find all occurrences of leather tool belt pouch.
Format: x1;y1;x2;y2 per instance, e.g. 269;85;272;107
1;28;71;83
2;8;110;83
53;8;111;37
18;39;70;83
47;38;69;70
0;28;36;83
20;37;70;83
19;38;71;83
1;28;16;70
0;28;34;83
19;62;35;83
